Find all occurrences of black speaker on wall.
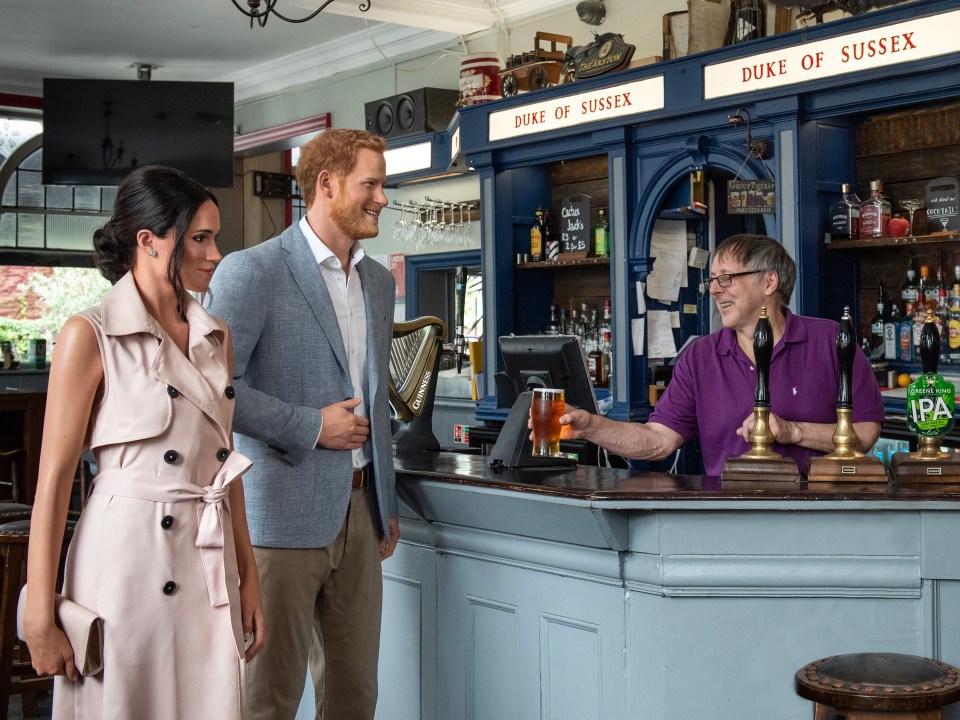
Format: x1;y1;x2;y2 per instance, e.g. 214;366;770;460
364;88;459;140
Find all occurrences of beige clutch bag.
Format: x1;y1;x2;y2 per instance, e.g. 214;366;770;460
17;586;104;677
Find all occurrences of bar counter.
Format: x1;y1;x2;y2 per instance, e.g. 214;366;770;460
375;450;960;720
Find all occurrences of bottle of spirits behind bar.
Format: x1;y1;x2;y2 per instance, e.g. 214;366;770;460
530;206;544;262
593;208;609;258
899;302;914;362
901;267;918;315
829;183;861;239
870;300;885;357
950;284;960;364
859;179;892;238
883;303;900;361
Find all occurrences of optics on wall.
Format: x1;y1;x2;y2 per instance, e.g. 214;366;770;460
231;0;372;28
576;0;606;25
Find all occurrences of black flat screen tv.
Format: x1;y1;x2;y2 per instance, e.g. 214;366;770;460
42;79;235;187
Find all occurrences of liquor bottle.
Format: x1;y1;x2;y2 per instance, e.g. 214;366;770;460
546;304;559;335
901;267;918;315
937;288;950;364
869;300;885;356
949;284;960;364
883;303;900;361
898;302;914;362
913;287;927;356
530;206;545;262
601;298;613;384
593;208;610;258
829;183;861;239
558;307;569;335
859;179;892;238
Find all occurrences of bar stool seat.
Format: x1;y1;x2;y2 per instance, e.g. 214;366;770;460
0;517;76;720
796;653;960;719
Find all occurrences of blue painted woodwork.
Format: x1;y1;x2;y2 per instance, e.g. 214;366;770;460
451;0;960;430
376;464;960;720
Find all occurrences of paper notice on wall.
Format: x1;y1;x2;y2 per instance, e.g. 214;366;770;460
631;317;645;356
646;220;688;301
635;281;646;314
648;310;678;358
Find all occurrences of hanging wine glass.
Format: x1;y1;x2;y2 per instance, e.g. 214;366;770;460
900;198;924;238
392;202;408;243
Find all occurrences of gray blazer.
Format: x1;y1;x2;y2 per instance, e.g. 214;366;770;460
206;224;397;548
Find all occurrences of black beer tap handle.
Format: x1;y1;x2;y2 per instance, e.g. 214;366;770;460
753;307;772;407
837;307;854;409
919;308;940;376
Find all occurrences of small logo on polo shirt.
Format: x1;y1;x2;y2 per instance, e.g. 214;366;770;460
792;387;797;395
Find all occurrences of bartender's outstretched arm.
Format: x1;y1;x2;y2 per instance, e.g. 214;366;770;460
560;407;684;461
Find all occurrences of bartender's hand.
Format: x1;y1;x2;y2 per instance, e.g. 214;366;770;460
737;411;800;445
318;398;370;450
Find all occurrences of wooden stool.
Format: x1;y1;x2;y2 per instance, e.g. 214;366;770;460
0;518;74;720
0;451;22;504
796;653;960;719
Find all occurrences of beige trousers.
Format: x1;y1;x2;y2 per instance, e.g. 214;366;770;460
246;483;383;720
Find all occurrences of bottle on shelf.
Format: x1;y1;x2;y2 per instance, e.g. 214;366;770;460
859;179;891;238
913;282;927;357
593;208;610;258
937;288;950;364
600;298;612;385
883;303;900;361
949;284;960;364
901;266;918;316
546;304;559;335
869;299;885;357
829;183;861;239
898;300;914;362
558;307;569;335
530;206;545;262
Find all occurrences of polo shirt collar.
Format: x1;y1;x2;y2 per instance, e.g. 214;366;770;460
714;307;804;358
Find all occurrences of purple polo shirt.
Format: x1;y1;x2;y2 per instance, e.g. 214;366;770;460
649;309;885;476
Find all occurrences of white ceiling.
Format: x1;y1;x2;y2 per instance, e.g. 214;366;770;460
0;0;573;107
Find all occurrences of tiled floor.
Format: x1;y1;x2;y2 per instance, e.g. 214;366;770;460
6;693;52;719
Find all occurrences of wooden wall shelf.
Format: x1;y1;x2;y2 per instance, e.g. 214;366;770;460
515;257;611;270
825;233;958;250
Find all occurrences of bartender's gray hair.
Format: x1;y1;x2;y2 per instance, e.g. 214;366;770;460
714;234;796;306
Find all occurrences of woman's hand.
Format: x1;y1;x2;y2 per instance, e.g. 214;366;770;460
24;621;79;681
240;576;266;662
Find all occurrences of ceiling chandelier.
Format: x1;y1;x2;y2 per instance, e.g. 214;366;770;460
232;0;372;28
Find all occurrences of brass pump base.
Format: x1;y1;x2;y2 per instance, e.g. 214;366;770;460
721;406;800;483
891;436;960;483
807;408;888;483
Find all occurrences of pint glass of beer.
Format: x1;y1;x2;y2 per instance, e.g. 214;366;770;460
531;388;565;456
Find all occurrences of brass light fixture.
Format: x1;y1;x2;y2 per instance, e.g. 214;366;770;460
231;0;372;28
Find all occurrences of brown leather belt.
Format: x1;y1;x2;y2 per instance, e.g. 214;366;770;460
351;464;373;489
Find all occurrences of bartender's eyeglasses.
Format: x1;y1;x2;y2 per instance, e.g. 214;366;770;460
698;269;763;295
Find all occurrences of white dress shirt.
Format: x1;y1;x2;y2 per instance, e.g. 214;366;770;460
300;216;371;470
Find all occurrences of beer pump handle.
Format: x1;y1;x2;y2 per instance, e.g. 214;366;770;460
919;308;939;376
837;307;855;409
753;307;772;408
454;266;467;374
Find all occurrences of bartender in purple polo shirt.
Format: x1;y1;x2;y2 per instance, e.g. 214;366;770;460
561;233;884;475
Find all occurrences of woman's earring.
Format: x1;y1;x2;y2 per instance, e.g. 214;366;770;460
148;249;158;257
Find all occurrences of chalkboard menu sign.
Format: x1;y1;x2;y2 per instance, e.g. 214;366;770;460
559;194;591;253
926;177;960;234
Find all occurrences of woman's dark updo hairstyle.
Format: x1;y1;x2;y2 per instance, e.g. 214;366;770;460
93;165;218;320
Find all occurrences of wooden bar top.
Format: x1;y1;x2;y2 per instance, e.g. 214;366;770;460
393;449;960;503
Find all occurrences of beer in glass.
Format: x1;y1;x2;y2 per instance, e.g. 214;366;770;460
531;388;565;456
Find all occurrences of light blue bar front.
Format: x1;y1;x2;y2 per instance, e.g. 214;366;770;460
370;476;960;720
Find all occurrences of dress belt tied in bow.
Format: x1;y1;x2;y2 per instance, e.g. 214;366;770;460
90;452;253;608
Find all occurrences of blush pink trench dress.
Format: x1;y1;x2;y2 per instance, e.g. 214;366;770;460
52;273;252;720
